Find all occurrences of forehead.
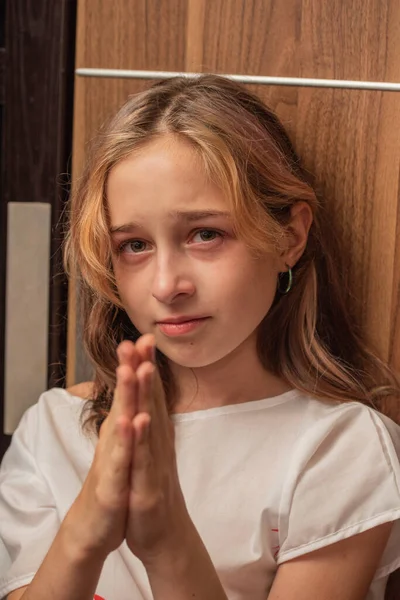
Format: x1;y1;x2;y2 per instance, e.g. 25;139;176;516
106;135;229;220
108;135;206;194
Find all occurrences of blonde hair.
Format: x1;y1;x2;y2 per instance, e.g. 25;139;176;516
64;73;400;435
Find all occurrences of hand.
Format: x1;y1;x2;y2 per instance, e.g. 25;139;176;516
62;339;145;561
117;335;192;566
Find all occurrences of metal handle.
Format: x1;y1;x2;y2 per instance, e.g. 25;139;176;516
4;202;51;434
75;68;400;92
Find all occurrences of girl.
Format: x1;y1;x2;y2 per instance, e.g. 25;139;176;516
1;74;400;600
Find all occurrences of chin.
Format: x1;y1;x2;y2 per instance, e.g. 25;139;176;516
157;339;234;369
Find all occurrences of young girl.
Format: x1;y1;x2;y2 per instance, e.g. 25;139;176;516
1;74;400;600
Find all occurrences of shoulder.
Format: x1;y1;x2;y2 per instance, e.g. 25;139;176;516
287;395;400;471
11;386;96;457
277;399;400;578
296;393;399;437
66;381;95;400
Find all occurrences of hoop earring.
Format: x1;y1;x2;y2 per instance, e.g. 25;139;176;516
278;266;293;294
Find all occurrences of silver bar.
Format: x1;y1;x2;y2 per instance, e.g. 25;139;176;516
75;68;400;92
4;202;51;434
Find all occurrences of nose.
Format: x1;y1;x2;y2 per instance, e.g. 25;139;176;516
151;253;195;305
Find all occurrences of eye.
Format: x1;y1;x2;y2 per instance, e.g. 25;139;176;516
117;239;148;254
115;228;224;256
191;229;223;243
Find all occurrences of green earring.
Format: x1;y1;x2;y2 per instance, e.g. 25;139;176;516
278;266;293;294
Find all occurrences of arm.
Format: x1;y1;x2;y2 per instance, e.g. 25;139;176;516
269;521;393;600
3;374;139;600
7;588;27;599
143;520;228;600
16;523;105;600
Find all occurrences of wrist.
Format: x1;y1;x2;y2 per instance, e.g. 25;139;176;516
143;522;228;600
59;513;109;566
142;518;199;574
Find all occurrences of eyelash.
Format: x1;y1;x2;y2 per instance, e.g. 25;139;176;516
116;228;225;255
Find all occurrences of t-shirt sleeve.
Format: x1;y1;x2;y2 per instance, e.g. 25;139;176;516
0;404;60;599
276;402;400;581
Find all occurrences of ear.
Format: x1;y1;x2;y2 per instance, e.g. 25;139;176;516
280;201;313;269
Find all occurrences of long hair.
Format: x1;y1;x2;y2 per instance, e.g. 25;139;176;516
63;73;400;436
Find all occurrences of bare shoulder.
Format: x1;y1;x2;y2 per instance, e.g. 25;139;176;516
7;585;28;599
66;381;95;399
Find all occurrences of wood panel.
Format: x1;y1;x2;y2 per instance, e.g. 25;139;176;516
75;0;188;71
75;0;400;82
185;0;400;80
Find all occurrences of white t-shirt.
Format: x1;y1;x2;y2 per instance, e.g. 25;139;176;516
1;387;400;600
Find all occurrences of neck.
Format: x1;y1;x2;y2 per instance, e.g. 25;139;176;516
169;333;292;414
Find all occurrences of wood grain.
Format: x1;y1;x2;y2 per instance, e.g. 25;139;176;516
75;0;187;71
186;0;400;81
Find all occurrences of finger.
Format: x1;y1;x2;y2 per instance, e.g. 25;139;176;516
134;412;151;445
104;414;135;495
111;364;139;422
130;413;153;494
135;361;155;416
135;333;156;364
117;340;140;371
135;362;165;458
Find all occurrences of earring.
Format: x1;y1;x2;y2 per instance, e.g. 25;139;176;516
278;265;293;294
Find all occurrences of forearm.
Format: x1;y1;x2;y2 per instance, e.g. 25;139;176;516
21;522;105;600
144;525;228;600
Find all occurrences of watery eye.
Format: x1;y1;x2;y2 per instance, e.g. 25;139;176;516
192;229;221;243
119;240;147;253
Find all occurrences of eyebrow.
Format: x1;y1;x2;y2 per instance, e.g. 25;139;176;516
110;210;232;234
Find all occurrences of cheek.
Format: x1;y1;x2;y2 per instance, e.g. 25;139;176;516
222;262;278;316
112;260;144;310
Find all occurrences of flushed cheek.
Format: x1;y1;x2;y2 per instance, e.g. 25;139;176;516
226;269;277;319
113;276;151;327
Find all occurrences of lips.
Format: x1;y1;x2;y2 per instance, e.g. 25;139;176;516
156;315;208;324
157;317;210;337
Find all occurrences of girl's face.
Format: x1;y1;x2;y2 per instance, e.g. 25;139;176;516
107;135;282;368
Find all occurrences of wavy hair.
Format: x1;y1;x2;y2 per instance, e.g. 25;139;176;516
63;73;400;436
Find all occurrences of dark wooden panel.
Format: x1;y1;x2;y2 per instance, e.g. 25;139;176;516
0;48;5;105
0;0;5;47
0;0;76;459
386;567;400;600
0;101;8;459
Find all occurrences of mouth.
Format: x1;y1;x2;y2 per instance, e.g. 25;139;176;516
156;317;210;337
